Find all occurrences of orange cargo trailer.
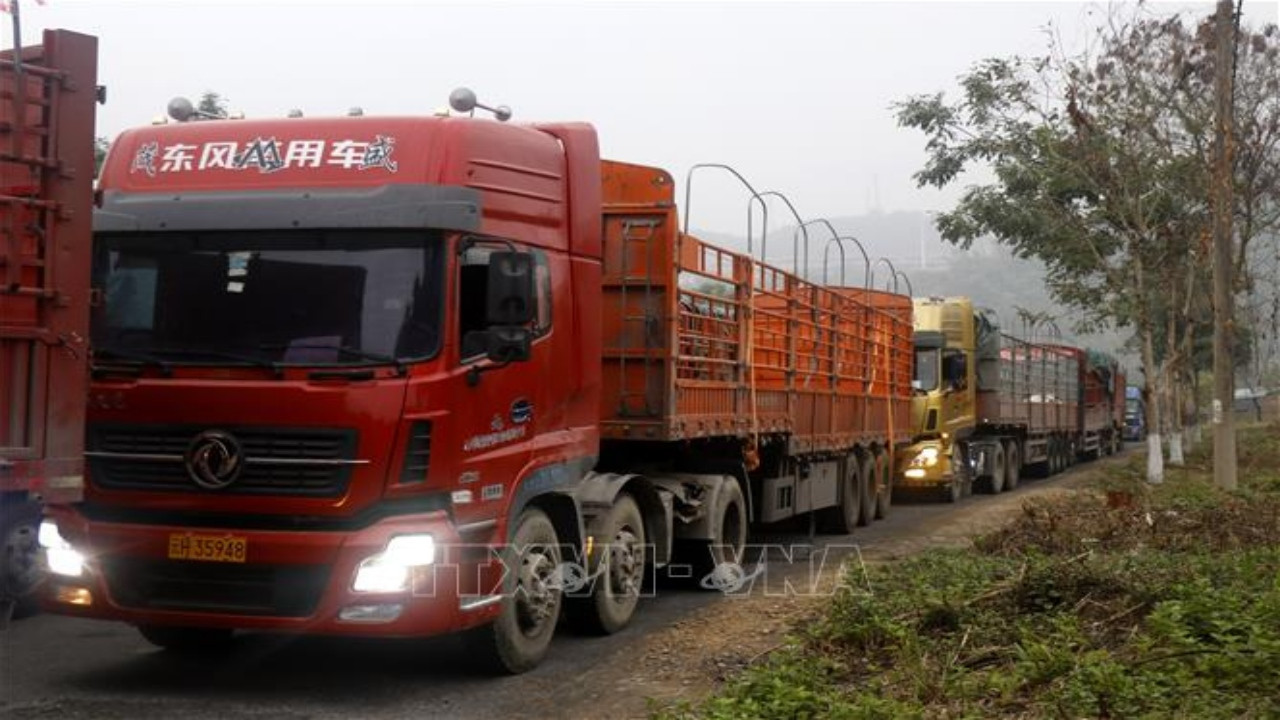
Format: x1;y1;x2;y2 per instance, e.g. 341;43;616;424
597;160;912;531
1;30;97;617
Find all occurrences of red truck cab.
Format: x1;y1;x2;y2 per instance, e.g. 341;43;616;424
43;113;604;670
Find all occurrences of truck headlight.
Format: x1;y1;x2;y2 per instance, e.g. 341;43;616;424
912;447;940;468
39;519;85;578
352;534;436;593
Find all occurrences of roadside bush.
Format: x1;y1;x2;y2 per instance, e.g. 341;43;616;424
657;424;1280;719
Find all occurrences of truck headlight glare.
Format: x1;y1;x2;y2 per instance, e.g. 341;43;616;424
352;534;435;594
352;560;411;594
914;447;940;467
39;519;85;578
383;535;436;566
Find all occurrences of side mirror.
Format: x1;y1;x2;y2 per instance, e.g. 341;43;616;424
468;325;532;387
486;326;532;364
486;251;535;326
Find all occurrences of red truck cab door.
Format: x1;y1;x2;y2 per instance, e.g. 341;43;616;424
443;239;554;531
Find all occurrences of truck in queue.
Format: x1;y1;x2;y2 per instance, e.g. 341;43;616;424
1074;348;1126;459
38;93;912;672
1124;385;1147;441
896;297;1122;502
1;30;97;620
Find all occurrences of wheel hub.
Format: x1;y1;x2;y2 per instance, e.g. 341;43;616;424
516;547;558;632
609;527;641;596
3;521;40;594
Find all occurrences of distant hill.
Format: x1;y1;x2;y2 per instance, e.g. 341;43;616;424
691;209;1135;365
692;209;963;275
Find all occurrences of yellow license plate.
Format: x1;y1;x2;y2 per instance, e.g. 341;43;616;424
167;533;247;563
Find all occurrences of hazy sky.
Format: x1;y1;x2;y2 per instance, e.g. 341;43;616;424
13;0;1280;234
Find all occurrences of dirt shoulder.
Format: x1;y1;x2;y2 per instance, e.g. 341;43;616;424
550;463;1108;719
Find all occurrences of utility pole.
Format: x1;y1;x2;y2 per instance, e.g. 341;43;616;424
1211;0;1238;490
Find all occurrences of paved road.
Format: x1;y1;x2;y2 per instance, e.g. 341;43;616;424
0;465;1096;720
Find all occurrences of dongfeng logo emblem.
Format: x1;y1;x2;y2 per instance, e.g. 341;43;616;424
185;430;244;490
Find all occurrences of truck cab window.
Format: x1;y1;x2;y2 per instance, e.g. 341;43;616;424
913;347;940;392
942;350;967;391
458;243;551;361
92;230;444;366
458;249;489;360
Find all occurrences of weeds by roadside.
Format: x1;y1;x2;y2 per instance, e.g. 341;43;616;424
657;423;1280;719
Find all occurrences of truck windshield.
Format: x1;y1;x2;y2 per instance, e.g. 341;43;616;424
92;230;443;367
913;348;940;392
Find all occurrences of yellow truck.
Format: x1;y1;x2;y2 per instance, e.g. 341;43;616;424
895;297;1119;502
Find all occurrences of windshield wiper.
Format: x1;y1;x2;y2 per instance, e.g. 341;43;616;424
257;343;406;375
96;347;282;378
160;348;283;378
93;347;174;376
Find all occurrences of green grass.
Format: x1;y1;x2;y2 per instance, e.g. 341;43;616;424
657;423;1280;719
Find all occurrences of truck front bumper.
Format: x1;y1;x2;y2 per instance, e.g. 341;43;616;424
38;505;503;637
894;443;955;489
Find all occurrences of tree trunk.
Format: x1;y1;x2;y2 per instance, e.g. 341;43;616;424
1166;308;1185;466
1190;367;1203;447
1211;0;1238;490
1137;260;1164;485
1169;427;1185;466
1181;332;1197;451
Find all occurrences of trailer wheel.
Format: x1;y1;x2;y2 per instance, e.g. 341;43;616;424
873;449;892;520
819;455;861;533
1004;441;1021;490
856;454;875;527
470;507;563;674
137;625;235;654
569;493;645;635
1;500;43;619
984;444;1006;494
681;479;747;585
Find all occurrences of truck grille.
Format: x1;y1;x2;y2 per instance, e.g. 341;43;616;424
102;558;329;617
87;425;359;497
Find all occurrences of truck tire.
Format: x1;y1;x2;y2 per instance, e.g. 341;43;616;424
941;478;963;503
137;625;235;654
856;454;875;527
683;478;747;582
469;507;563;674
1004;441;1021;490
568;493;645;635
873;448;892;520
818;454;861;533
940;444;966;503
1;500;43;619
982;445;1006;494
